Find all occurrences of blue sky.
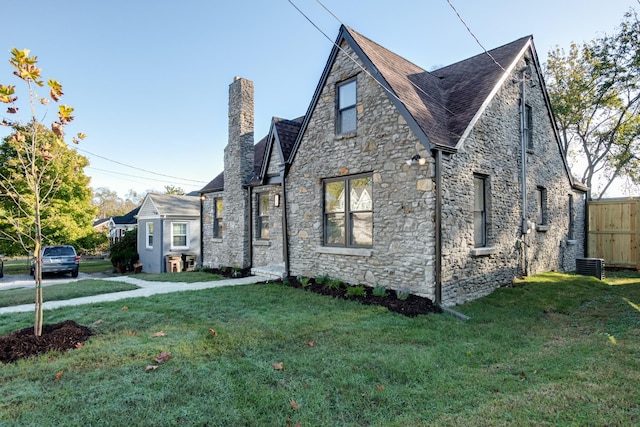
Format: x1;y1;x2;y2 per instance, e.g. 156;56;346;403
1;0;637;198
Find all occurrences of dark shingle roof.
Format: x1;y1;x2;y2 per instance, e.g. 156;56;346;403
346;26;531;149
112;206;140;225
273;116;303;160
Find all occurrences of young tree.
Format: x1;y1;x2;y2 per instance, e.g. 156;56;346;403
545;10;640;198
0;48;86;336
164;185;185;195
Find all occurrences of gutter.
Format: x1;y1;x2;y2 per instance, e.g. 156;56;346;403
280;163;290;277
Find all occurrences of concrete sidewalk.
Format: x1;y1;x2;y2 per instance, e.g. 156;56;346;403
0;275;269;315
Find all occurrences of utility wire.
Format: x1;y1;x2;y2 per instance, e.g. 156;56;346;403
445;0;506;71
71;146;207;184
86;166;204;187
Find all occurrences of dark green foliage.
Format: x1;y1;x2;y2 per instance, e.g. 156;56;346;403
109;229;138;270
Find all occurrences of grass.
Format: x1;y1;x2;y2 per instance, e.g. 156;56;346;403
0;270;639;426
0;280;139;308
132;271;223;283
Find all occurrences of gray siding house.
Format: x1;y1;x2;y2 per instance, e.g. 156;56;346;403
201;26;587;306
137;193;201;273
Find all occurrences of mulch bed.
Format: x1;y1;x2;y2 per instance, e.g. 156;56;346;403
267;276;442;317
0;320;92;363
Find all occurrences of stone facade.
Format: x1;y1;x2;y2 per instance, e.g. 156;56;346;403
286;43;437;296
439;54;586;305
220;77;254;268
201;27;586;306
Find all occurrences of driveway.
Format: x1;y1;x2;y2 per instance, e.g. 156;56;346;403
0;274;269;315
0;273;94;291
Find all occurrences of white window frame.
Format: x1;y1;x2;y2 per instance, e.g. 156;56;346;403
146;222;154;249
473;175;487;248
171;222;189;250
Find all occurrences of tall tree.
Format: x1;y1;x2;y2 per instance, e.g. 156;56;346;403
545;10;640;198
0;48;86;336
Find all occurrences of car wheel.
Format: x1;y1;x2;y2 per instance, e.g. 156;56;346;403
71;268;79;278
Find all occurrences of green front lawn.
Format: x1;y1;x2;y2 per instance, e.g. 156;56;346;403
1;271;639;426
0;280;139;308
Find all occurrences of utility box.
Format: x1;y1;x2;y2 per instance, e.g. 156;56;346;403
165;255;183;273
182;253;197;272
576;258;605;280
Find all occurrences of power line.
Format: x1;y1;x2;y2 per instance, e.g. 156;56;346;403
445;0;506;71
86;166;204;188
71;146;207;184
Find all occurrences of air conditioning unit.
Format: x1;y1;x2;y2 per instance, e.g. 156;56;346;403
576;258;605;280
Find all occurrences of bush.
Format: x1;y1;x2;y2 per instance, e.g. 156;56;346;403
345;285;366;298
109;229;139;271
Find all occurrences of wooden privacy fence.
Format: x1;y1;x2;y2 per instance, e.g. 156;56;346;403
588;198;640;270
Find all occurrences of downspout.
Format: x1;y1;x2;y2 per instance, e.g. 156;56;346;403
434;148;442;306
160;218;164;273
519;70;530;276
246;185;252;269
199;195;204;268
280;163;290;277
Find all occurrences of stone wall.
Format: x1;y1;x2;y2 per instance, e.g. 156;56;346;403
221;77;254;268
439;52;586;305
286;44;437;297
251;184;284;267
201;192;223;268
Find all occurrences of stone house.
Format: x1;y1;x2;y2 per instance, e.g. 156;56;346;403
137;193;200;273
201;25;587;306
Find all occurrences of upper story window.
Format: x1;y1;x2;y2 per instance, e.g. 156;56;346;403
473;175;487;248
337;79;357;134
256;192;270;240
324;174;373;248
146;222;154;249
536;187;548;226
523;104;533;151
213;197;223;239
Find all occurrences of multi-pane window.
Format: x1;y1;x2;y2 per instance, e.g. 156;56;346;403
146;222;154;249
213;198;223;238
524;104;533;150
337;79;357;134
536;187;548;225
324;174;372;247
473;175;487;247
257;192;270;240
172;222;188;248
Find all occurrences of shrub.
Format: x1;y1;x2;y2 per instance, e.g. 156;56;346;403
396;288;411;301
325;278;344;290
372;284;388;297
109;229;139;271
346;285;366;298
316;274;330;286
299;276;311;288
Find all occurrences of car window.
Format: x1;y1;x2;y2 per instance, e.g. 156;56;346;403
43;247;75;257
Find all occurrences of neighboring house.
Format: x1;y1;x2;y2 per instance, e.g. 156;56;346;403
201;25;587;306
108;206;140;244
137;193;201;273
92;218;110;233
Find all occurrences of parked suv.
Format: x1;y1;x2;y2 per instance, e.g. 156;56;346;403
30;245;79;278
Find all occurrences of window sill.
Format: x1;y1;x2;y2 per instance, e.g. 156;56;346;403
471;247;495;257
536;225;550;232
211;238;223;243
316;246;373;257
526;149;535;154
171;247;189;251
253;240;271;247
335;131;357;140
566;239;577;246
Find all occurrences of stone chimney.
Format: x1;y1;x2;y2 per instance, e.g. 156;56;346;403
223;77;254;267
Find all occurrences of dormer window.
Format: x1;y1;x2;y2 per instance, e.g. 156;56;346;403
337;79;356;134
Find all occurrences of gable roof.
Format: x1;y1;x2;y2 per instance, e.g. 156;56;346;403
138;193;200;218
288;25;532;162
111;206;140;226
